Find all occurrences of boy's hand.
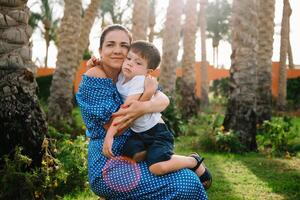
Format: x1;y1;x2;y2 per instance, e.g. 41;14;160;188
102;135;115;158
144;75;158;95
87;56;101;69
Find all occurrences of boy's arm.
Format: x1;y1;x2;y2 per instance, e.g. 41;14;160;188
139;75;157;101
102;94;141;158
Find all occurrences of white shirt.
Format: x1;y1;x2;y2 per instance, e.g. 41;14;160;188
116;72;162;132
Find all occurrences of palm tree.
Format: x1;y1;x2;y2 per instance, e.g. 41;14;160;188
287;37;294;68
180;0;199;118
256;0;275;124
223;0;258;151
100;0;132;27
148;0;156;42
47;0;102;125
29;0;60;68
0;0;48;167
77;0;103;62
277;0;292;110
47;0;82;125
159;0;184;96
131;0;148;40
206;0;231;67
199;0;209;107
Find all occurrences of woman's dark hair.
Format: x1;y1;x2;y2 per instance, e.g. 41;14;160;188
99;24;132;49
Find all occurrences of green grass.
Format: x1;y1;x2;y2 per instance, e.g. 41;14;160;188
176;134;300;200
64;134;300;200
63;115;300;200
62;189;98;200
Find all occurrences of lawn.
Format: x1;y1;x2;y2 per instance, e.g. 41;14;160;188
64;133;300;200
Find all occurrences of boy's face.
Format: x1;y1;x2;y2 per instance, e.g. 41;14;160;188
122;51;149;79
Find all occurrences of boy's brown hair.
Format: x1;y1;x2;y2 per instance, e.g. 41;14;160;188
130;40;161;70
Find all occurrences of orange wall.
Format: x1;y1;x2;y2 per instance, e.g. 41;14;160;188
37;61;300;97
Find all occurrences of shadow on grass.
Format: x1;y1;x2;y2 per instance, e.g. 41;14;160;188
204;154;244;200
175;137;243;199
237;154;300;200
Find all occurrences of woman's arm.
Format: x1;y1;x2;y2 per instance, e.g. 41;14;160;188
112;91;169;130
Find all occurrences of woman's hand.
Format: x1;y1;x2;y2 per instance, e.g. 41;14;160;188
102;135;115;158
112;100;147;131
87;56;101;69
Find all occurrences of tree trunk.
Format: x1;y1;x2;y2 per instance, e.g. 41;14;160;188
0;0;48;168
44;19;50;68
277;0;292;110
45;34;49;68
287;22;294;69
132;0;148;40
48;0;101;126
180;0;199;118
223;0;258;151
47;0;82;125
199;0;209;107
148;0;156;42
159;0;183;96
256;0;275;124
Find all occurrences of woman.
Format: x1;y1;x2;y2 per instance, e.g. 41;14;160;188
76;24;208;199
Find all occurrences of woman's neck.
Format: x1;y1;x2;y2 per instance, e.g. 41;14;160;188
101;65;121;83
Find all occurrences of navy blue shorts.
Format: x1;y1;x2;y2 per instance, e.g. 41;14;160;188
122;123;174;166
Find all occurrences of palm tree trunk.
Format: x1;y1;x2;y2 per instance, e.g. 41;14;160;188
48;0;102;125
216;46;219;67
47;0;82;125
44;20;50;68
256;0;275;124
213;45;216;67
45;35;49;68
148;0;156;42
0;0;48;168
287;23;294;69
223;0;258;151
277;0;292;110
159;0;184;96
199;0;209;107
77;0;102;61
132;0;149;40
180;0;199;118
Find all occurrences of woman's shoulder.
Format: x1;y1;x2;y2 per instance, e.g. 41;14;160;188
85;66;107;78
79;67;113;90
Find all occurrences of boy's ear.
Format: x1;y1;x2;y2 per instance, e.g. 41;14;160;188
147;69;154;74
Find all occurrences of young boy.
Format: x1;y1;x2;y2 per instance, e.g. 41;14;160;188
102;41;212;189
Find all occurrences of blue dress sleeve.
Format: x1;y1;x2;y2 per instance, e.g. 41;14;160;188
76;75;123;138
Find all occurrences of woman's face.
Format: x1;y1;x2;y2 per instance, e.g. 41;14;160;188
99;30;131;70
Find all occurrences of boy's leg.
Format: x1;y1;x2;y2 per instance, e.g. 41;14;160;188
145;124;209;184
132;150;147;162
122;133;146;162
149;155;201;175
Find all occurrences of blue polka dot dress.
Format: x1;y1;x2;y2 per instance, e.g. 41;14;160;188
76;75;208;200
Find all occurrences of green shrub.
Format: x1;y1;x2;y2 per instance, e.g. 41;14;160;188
55;135;88;195
36;75;52;103
48;108;86;138
287;77;300;108
214;128;245;153
0;145;65;200
257;117;298;156
179;114;246;153
162;96;184;137
47;126;89;195
210;78;229;98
